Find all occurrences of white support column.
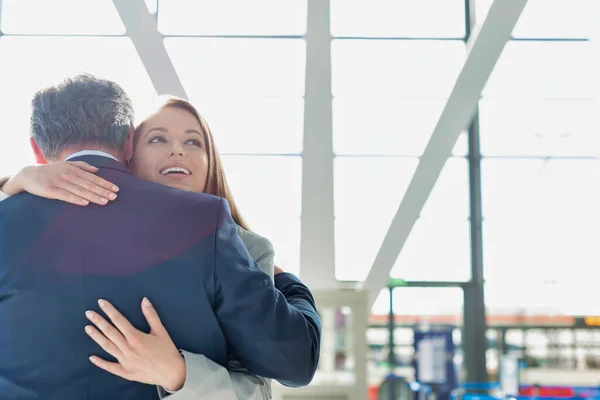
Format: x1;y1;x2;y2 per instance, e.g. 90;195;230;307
351;290;369;400
300;0;336;289
112;0;187;99
361;0;528;307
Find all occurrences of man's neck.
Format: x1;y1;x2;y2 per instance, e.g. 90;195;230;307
56;147;125;163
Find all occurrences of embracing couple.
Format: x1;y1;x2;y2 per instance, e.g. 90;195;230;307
0;74;321;400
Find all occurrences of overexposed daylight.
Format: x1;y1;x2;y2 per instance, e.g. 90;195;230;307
1;1;600;399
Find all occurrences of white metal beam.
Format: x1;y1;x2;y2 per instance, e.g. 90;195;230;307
113;0;187;99
299;0;337;289
361;0;528;307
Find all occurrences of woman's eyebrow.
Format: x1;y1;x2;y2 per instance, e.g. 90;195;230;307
146;127;169;135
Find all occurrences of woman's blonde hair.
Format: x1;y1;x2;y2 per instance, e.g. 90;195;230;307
135;97;250;230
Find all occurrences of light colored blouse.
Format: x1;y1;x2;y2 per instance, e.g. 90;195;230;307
238;226;275;281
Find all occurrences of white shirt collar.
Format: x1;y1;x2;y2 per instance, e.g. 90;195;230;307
64;150;120;163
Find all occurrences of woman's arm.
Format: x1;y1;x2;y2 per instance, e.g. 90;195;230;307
0;162;118;205
158;230;276;399
158;352;271;400
213;199;320;386
84;298;274;400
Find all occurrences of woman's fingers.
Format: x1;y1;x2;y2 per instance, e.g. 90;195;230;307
72;165;119;193
85;325;124;360
69;161;99;173
58;181;110;206
53;162;120;205
16;161;119;206
70;175;117;203
85;310;129;351
141;298;167;336
83;298;185;389
89;356;130;380
97;299;138;340
50;188;90;206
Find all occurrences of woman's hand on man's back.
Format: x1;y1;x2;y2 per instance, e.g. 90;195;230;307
3;161;119;206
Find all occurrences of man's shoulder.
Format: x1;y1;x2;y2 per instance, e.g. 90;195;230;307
146;181;223;208
0;192;60;229
0;191;50;211
114;173;222;205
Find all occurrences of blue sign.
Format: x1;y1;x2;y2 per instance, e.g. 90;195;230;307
413;327;457;400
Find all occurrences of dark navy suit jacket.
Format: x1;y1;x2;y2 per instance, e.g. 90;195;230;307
0;155;321;400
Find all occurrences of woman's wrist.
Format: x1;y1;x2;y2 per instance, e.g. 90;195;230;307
161;352;186;392
1;167;31;196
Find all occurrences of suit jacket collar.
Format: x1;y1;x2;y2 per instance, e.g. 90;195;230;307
68;155;134;176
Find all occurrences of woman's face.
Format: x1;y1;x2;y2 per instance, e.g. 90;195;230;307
130;106;209;193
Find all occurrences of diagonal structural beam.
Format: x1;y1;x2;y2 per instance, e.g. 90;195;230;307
300;0;337;289
360;0;527;307
113;0;188;99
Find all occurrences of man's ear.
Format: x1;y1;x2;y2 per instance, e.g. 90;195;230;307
124;125;134;163
30;137;48;164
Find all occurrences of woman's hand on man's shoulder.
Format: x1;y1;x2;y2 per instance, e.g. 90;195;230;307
4;161;119;206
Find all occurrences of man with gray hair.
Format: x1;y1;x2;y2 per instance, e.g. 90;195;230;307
0;74;320;399
29;74;135;163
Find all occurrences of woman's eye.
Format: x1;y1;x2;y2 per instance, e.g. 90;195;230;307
149;136;166;144
186;139;202;147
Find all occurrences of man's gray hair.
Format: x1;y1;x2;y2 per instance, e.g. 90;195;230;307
30;73;134;161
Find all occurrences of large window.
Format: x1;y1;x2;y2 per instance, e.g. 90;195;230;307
158;0;307;36
0;1;305;274
0;36;157;173
477;0;598;39
477;0;600;315
2;0;599;318
331;1;469;282
330;0;465;38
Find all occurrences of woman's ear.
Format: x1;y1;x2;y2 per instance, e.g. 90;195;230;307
30;137;48;164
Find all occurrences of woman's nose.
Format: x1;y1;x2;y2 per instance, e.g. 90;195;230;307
170;142;184;156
